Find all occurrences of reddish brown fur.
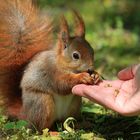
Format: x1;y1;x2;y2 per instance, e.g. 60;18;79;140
73;10;85;37
57;16;70;54
0;0;52;68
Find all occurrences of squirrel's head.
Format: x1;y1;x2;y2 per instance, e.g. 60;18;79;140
57;11;94;74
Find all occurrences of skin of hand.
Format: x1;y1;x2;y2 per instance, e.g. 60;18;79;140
72;64;140;116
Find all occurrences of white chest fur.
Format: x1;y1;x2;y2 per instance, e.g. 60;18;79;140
53;94;74;120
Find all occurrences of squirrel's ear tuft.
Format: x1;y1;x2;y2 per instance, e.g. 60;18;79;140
73;10;85;38
59;16;70;45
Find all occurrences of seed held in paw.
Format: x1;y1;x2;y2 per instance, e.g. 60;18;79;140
91;71;101;85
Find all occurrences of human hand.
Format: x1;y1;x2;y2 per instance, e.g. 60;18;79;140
72;64;140;116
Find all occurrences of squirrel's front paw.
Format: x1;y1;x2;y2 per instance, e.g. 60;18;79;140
91;72;100;85
76;72;94;85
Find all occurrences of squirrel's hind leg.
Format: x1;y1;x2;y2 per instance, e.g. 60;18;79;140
22;91;55;131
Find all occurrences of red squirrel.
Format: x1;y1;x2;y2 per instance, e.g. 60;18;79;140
0;0;99;130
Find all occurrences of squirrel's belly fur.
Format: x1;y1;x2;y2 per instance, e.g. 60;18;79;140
54;94;74;120
53;94;81;120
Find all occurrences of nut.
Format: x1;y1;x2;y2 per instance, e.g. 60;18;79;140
114;89;119;97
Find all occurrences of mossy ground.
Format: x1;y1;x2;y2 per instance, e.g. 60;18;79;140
0;0;140;139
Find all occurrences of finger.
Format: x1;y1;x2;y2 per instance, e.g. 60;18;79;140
72;84;94;97
118;64;140;80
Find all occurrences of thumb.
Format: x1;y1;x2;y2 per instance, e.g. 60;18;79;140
117;64;140;80
72;84;87;96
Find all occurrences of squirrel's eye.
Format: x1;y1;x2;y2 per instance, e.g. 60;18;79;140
72;51;80;60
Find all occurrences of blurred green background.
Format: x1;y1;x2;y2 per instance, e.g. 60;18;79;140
36;0;140;79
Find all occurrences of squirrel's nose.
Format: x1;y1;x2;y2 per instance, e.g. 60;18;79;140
87;68;94;75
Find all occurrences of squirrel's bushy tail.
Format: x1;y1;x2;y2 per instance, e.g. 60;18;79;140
0;0;52;69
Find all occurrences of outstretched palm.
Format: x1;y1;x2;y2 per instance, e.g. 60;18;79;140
72;64;140;116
